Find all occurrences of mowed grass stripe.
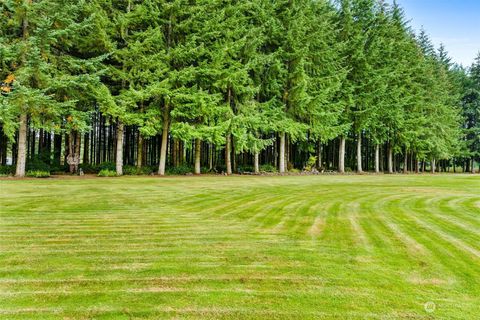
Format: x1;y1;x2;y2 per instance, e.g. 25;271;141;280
1;175;479;319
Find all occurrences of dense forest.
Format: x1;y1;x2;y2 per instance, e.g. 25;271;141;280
0;0;479;177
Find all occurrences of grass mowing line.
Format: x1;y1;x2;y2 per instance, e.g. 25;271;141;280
407;211;480;259
421;198;480;248
391;195;480;286
403;195;480;258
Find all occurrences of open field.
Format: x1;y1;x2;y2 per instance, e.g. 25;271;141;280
1;175;479;319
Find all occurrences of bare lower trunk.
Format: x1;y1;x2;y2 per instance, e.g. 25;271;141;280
15;114;27;177
232;136;237;173
67;131;81;174
279;132;285;173
158;110;169;175
116;122;124;175
225;134;232;175
75;133;81;172
374;144;380;173
83;133;89;164
356;136;362;173
415;154;419;173
338;136;345;173
194;138;201;175
137;135;143;168
430;158;436;174
208;142;213;170
403;150;408;174
317;141;322;169
254;152;259;174
387;144;393;174
471;157;475;174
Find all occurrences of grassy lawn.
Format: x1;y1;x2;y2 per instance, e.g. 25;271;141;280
1;175;479;319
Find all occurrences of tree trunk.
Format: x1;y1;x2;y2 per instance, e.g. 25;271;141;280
15;114;28;177
338;136;345;173
158;107;170;176
415;154;419;173
471;157;475;174
194;138;201;175
430;158;436;174
30;129;35;160
285;134;289;171
387;144;393;174
225;134;232;175
317;141;323;169
356;135;362;173
374;144;380;173
137;134;143;168
15;3;30;177
83;132;89;164
403;150;408;174
67;131;81;174
53;133;62;167
279;132;286;173
173;138;179;167
116;121;124;175
74;133;81;173
254;152;259;174
208;142;213;171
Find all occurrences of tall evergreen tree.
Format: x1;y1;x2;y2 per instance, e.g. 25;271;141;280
0;0;104;176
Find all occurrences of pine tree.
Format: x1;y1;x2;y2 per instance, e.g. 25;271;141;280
0;0;104;176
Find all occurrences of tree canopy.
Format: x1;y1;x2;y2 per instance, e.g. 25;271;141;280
0;0;478;176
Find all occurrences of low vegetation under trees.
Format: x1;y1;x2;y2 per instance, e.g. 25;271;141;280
0;0;479;177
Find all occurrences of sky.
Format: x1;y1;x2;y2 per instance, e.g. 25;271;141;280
394;0;480;66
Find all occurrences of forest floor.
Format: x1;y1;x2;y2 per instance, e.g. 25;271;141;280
1;175;479;319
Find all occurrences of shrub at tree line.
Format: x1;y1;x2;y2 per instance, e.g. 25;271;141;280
0;0;479;177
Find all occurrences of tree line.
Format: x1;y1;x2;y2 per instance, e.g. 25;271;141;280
0;0;479;177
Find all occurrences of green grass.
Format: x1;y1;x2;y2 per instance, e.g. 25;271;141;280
0;175;479;319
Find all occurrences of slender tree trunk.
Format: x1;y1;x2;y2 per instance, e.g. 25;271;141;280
273;134;278;169
387;144;393;174
356;135;362;173
317;141;322;169
83;132;89;165
68;132;74;173
430;158;436;174
471;157;475;174
338;136;345;173
30;129;35;160
374;144;380;173
173;138;179;167
137;135;143;168
415;154;419;173
194;138;201;175
279;132;286;173
410;151;414;173
403;149;408;174
158;107;170;176
225;134;232;175
254;152;259;174
15;114;28;177
285;134;289;170
74;133;81;173
15;1;30;177
116;121;124;175
208;142;213;171
232;136;237;173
